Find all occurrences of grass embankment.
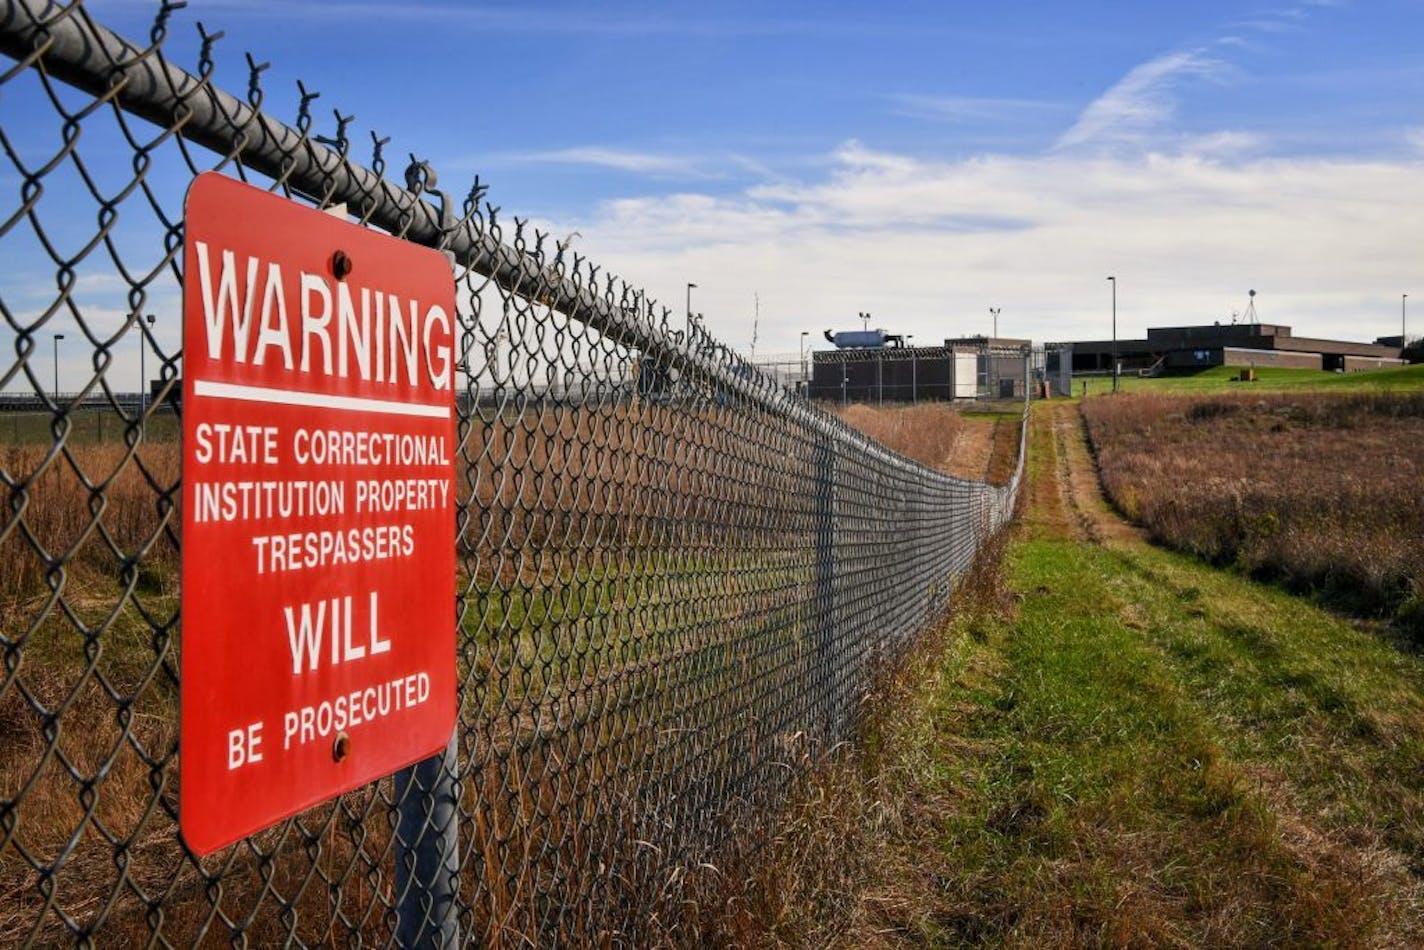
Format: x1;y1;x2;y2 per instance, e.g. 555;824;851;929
708;403;1424;946
1084;391;1424;634
1110;363;1424;395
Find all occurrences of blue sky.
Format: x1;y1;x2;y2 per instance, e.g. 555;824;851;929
120;2;1423;204
15;0;1424;387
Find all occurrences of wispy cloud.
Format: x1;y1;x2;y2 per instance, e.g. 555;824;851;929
1056;0;1347;154
1056;50;1228;151
1180;131;1268;158
1214;35;1257;50
478;146;716;179
1231;0;1341;35
889;93;1064;124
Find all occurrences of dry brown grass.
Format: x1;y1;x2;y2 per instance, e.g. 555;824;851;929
1083;391;1424;635
835;402;966;471
0;397;962;943
833;402;1021;485
0;440;180;604
1;394;1025;943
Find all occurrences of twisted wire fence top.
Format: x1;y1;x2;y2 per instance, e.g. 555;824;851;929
0;0;1027;944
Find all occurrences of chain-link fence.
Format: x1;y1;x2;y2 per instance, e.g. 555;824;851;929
0;1;1027;944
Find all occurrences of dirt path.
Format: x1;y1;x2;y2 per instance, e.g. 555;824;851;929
1044;399;1141;545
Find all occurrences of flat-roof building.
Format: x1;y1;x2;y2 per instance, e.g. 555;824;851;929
1061;322;1404;375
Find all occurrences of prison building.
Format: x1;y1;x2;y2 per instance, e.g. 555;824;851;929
1064;323;1405;375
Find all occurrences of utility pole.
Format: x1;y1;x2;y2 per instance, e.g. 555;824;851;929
1107;276;1118;393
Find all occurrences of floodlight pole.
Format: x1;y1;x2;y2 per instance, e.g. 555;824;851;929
1404;293;1408;344
1107;276;1117;393
139;314;155;422
800;330;809;393
52;332;64;399
908;334;917;403
989;307;1000;340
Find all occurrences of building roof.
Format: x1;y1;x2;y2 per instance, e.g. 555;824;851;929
1060;322;1401;359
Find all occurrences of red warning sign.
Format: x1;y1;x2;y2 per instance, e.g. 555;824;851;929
180;173;457;855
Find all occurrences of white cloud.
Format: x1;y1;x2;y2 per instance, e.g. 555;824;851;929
565;142;1424;353
1056;50;1229;151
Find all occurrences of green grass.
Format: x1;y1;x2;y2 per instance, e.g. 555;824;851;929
1102;363;1424;395
867;533;1424;944
1;410;180;445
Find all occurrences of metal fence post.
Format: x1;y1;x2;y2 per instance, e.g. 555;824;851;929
394;733;460;948
813;433;837;741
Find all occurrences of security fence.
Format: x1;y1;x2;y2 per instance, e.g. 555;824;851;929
753;343;1035;404
0;2;1027;945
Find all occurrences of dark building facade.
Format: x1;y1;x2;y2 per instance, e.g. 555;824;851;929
808;341;1028;403
1065;323;1404;374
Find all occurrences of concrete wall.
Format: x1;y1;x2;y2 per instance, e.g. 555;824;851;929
1342;355;1407;372
1221;347;1321;369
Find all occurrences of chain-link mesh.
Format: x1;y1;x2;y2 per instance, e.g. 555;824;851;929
0;1;1026;944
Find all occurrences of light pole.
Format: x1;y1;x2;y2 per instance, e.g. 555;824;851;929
52;332;64;399
799;330;809;393
685;282;696;333
1107;276;1117;393
139;313;155;419
908;334;917;403
989;307;1000;340
1404;293;1409;344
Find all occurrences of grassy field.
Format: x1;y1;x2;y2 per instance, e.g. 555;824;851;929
1082;390;1424;635
699;402;1424;945
1099;362;1424;395
9;389;1417;942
